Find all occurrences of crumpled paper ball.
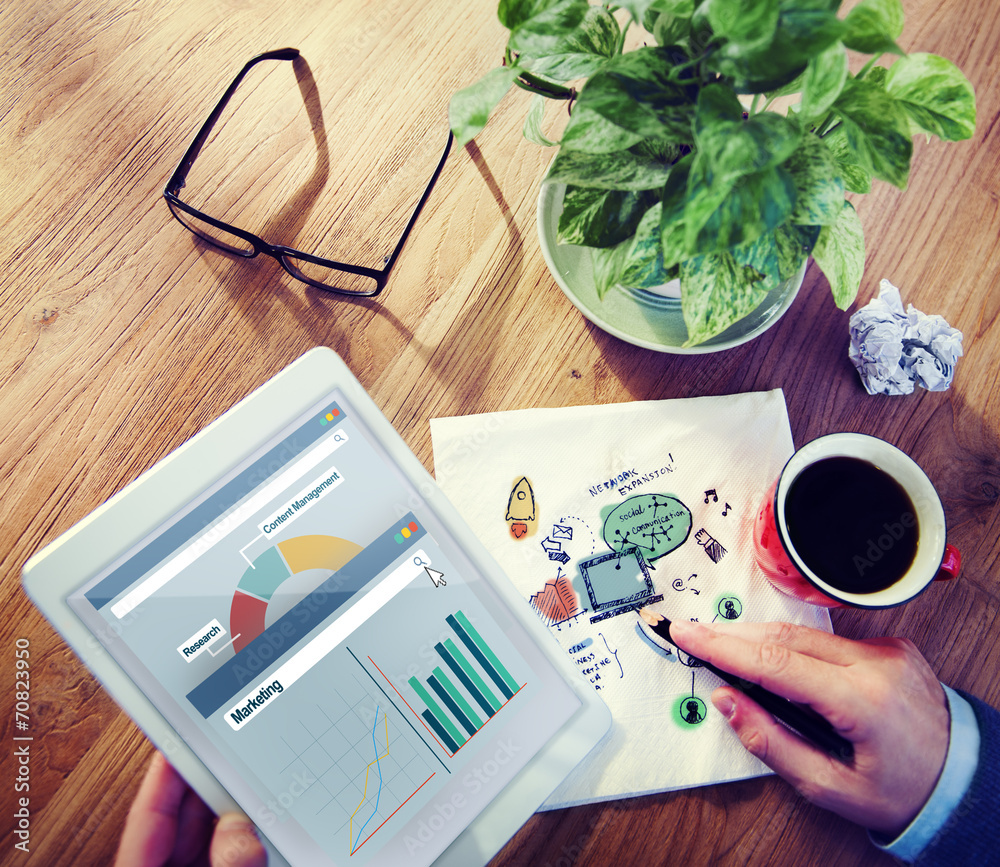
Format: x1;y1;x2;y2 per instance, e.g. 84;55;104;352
848;279;963;396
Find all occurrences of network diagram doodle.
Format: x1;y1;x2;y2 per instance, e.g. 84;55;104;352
602;494;692;560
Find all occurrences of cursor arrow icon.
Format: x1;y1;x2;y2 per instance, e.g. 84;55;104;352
425;566;447;587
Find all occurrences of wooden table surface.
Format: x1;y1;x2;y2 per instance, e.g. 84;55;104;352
2;0;998;864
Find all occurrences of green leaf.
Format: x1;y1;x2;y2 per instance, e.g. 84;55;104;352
707;8;847;93
523;95;559;146
644;0;696;31
783;133;845;226
765;69;807;99
773;224;812;279
842;0;905;56
560;105;646;153
812;200;865;309
832;77;913;189
680;248;772;346
616;0;663;25
448;66;519;148
620;203;674;288
779;0;839;9
820;124;872;193
800;41;848;121
708;0;779;47
694;93;803;187
684;159;798;254
591;240;633;299
544;148;674;190
659;155;693;268
885;53;977;141
652;11;692;46
506;0;590;56
573;47;697;141
515;5;620;82
498;0;551;30
557;186;659;246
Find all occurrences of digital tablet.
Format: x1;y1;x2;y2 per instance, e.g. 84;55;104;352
23;347;610;867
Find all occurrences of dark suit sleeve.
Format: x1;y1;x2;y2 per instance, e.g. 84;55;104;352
908;690;1000;865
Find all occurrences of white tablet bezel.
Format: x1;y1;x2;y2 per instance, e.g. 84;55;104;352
22;346;611;867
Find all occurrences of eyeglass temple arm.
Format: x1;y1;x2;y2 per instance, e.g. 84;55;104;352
165;48;301;194
380;130;454;274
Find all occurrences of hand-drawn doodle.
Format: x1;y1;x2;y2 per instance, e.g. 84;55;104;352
676;648;704;668
679;697;707;725
722;503;731;517
704;489;718;503
672;573;700;594
602;494;692;561
571;632;622;690
505;476;537;539
715;596;743;621
540;536;571;564
634;620;674;659
543;516;596;568
695;528;727;563
674;672;708;727
599;632;624;680
541;518;589;564
529;570;580;625
579;546;664;623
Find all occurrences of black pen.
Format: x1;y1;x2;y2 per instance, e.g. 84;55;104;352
638;608;854;763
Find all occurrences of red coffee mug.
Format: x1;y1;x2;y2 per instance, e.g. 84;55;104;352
753;433;961;608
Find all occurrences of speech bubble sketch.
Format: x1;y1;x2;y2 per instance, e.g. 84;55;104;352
602;494;692;561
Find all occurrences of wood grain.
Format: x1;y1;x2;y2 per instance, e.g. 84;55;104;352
1;0;998;864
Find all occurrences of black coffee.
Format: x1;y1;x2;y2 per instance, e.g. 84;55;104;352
784;456;919;594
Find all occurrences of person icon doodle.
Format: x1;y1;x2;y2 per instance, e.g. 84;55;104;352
717;597;742;621
683;699;705;724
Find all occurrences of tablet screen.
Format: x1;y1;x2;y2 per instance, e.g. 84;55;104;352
68;391;582;865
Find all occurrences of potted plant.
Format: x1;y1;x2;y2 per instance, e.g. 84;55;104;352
448;0;976;348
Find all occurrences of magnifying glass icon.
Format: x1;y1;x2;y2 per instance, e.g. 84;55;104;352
413;555;428;567
333;432;347;443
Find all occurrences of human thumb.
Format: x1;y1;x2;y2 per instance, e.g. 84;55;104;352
209;813;267;867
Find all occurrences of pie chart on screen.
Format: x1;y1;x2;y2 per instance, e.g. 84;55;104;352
229;534;363;653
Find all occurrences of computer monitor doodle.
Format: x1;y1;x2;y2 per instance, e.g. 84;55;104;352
578;546;664;624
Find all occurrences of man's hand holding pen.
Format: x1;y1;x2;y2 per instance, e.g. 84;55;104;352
668;619;951;837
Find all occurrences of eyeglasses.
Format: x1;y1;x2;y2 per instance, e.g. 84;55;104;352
164;48;452;297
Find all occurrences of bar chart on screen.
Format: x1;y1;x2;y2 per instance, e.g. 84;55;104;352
361;608;528;758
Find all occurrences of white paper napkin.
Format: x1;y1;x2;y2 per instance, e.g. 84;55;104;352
431;390;831;808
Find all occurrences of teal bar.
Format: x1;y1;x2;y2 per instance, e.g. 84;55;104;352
429;674;477;738
433;666;483;731
452;610;519;697
422;710;459;754
409;676;466;747
438;640;498;716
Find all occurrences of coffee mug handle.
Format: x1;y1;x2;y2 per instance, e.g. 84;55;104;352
934;544;961;581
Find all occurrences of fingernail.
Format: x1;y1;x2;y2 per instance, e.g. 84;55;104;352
669;619;698;638
217;813;259;839
713;693;736;719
